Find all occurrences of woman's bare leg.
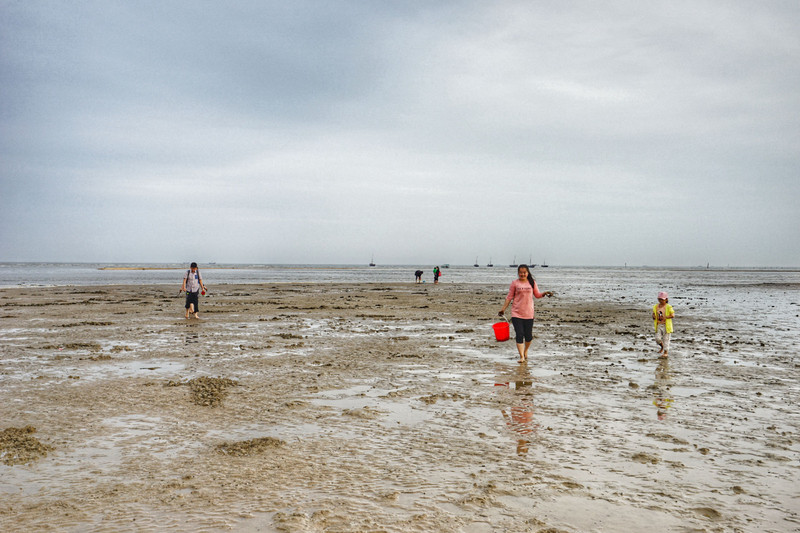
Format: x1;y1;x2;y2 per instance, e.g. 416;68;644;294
516;343;526;362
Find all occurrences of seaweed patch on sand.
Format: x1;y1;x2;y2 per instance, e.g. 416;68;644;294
166;376;238;407
0;426;53;465
188;376;238;406
215;437;284;456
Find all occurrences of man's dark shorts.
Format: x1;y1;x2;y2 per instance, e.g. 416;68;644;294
185;291;200;311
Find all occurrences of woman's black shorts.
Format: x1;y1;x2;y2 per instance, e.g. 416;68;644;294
511;317;534;343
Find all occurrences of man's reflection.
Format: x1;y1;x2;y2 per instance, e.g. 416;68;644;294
184;325;200;345
653;358;674;420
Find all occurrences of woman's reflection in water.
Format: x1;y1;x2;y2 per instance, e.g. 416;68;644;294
496;363;538;456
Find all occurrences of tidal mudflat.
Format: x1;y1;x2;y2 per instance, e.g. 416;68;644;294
1;283;798;532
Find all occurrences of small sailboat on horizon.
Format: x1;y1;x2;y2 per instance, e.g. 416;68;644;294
369;255;376;267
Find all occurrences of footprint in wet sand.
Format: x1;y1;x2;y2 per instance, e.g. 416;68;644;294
692;507;722;520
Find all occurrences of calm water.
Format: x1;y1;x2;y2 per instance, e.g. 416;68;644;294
1;263;799;294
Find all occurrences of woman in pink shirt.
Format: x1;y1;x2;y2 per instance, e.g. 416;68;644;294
498;264;553;362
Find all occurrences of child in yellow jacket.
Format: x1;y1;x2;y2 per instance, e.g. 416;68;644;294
652;291;675;357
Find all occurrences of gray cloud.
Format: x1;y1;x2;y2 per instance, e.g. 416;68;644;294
1;0;798;266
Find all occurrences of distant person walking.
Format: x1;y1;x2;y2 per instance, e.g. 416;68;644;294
181;262;207;319
498;265;553;362
652;291;674;357
415;270;424;283
433;266;441;284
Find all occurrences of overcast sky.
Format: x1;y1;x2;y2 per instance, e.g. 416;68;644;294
1;1;798;266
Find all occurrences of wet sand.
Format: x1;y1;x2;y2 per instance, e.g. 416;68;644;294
1;283;798;532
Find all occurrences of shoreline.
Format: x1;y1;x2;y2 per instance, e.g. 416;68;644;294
2;266;799;292
97;267;233;271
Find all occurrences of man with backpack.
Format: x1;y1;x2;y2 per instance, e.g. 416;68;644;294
180;262;207;319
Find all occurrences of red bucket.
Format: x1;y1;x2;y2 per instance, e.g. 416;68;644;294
492;321;510;341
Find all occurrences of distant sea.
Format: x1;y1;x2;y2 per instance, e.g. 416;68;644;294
1;262;798;299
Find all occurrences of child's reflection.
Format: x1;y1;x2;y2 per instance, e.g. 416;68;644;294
653;358;674;420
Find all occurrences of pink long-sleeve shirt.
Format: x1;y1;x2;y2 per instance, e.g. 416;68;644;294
506;279;545;319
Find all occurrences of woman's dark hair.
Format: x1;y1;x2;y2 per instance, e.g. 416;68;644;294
517;264;535;289
190;262;198;268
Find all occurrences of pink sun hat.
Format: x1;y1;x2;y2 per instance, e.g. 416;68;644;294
658;291;668;300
